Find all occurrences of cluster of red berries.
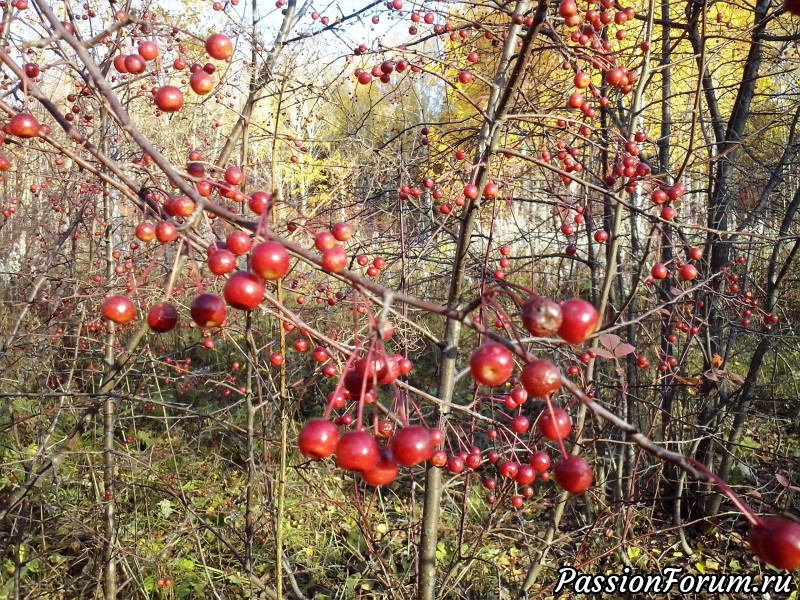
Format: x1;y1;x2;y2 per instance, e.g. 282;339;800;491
113;34;232;105
296;295;599;498
156;577;174;589
355;59;410;85
101;231;291;332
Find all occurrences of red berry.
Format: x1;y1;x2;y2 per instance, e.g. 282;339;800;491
515;464;536;486
498;461;519;479
113;55;128;73
208;249;237;275
538;407;572;440
688;247;703;261
511;387;528;405
315;231;336;251
190;70;214;95
398;357;413;375
251;242;290;280
249;191;272;214
559;0;578;17
102;295;136;324
465;453;482;469
430;450;448;467
336;431;379;471
23;62;40;78
558;298;599;344
138;41;159;61
660;206;677;221
226;231;252;255
298;419;339;459
469;343;515;387
463;183;479;199
483;182;499;198
331;222;353;241
520;359;561;398
154;86;184;112
361;448;399;486
224;166;244;186
428;427;444;445
8;113;40;138
321;245;347;273
147;302;178;332
651;263;668;280
155;221;178;243
391;426;434;466
205;33;233;60
448;455;466;473
573;71;590;88
521;296;563;337
135;222;156;242
749;517;800;570
190;293;226;327
530;451;551;472
223;272;264;310
553;456;593;493
679;264;698;281
667;183;686;200
511;415;530;434
124;54;146;74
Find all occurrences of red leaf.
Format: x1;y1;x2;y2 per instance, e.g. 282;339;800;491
614;343;636;357
598;333;620;350
591;348;615;359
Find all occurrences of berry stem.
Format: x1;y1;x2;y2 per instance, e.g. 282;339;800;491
545;395;569;459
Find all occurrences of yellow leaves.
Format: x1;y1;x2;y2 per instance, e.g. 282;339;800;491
695;556;720;574
695;561;706;575
626;545;642;562
673;375;701;394
711;353;724;368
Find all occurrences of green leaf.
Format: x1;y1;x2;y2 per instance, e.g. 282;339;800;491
345;574;361;592
175;557;196;572
740;436;761;449
225;573;249;586
136;431;155;449
157;499;174;519
435;542;448;561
